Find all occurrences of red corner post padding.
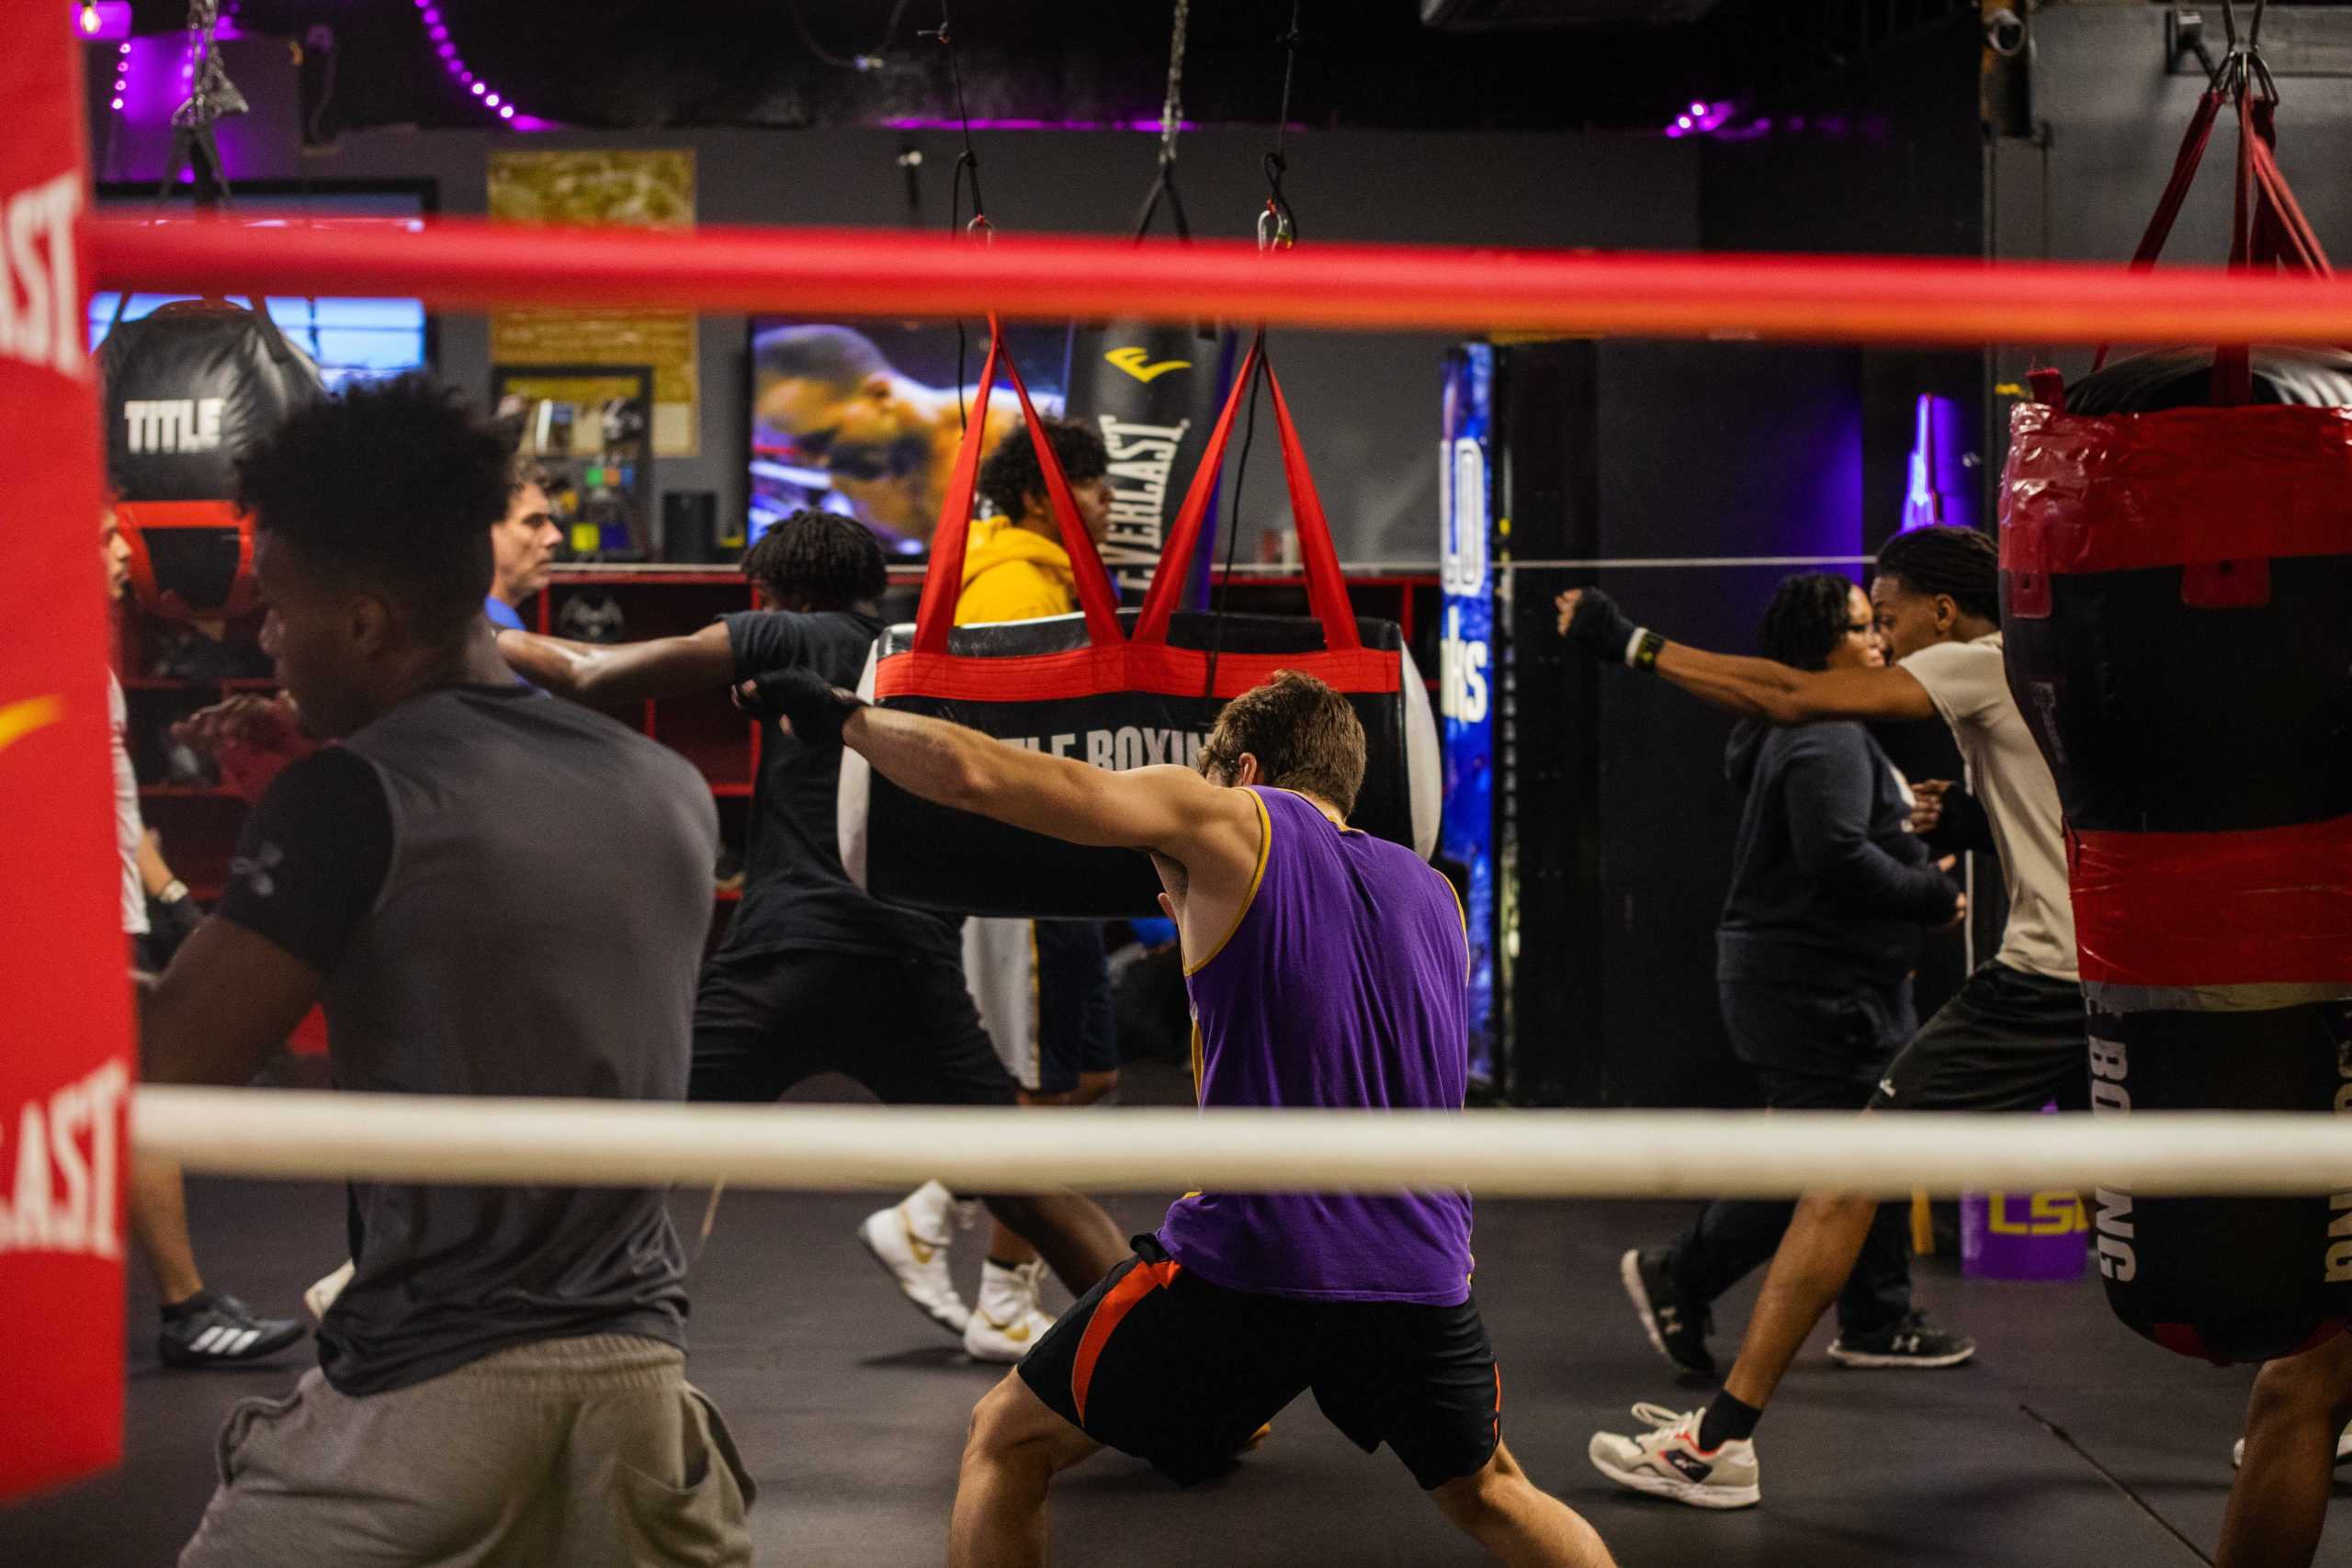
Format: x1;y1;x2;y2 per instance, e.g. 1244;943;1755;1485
1;25;131;1500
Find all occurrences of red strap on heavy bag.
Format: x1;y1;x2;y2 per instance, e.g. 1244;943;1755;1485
2;19;132;1502
844;324;1438;919
2000;66;2352;1366
100;297;322;622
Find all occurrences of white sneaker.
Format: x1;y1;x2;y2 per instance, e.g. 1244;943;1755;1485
2232;1423;2352;1471
964;1258;1056;1363
1588;1403;1761;1509
857;1181;970;1337
303;1259;356;1320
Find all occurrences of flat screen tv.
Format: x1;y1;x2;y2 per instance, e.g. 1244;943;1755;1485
748;317;1069;557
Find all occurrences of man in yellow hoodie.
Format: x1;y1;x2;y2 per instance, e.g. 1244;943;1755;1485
862;417;1127;1362
957;417;1115;623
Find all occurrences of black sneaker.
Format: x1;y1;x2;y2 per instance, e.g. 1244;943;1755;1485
1827;1311;1975;1370
1620;1247;1715;1378
158;1292;308;1369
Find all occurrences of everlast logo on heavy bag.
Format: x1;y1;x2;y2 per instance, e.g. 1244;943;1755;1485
0;170;83;379
1096;416;1191;586
1067;321;1230;596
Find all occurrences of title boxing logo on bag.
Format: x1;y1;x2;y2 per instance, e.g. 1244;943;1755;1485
0;170;85;380
123;398;228;454
1006;723;1208;771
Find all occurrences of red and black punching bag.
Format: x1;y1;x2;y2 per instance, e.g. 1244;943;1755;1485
1998;78;2352;1364
98;298;323;620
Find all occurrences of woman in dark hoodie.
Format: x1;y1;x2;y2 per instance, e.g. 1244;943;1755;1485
1619;572;1972;1380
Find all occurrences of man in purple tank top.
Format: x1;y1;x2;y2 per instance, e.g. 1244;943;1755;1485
750;667;1616;1567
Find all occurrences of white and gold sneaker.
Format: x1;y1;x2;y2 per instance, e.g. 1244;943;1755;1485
963;1258;1055;1363
857;1180;970;1337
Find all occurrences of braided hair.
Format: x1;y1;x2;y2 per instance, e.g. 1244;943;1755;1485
978;417;1109;522
1874;525;2000;626
1757;572;1863;671
740;509;888;611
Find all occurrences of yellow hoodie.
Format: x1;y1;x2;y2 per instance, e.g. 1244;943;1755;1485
956;515;1080;625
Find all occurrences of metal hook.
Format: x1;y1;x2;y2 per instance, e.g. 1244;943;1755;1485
1258;151;1297;251
1256;204;1293;252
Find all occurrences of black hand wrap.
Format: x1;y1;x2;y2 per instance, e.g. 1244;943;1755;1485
143;892;204;967
734;667;867;748
1564;588;1640;664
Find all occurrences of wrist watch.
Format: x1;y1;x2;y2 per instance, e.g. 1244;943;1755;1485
157;879;190;905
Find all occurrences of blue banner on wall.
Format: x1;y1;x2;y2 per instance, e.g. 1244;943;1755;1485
1439;344;1496;1083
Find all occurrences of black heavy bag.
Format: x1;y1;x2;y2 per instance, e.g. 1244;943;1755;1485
100;298;323;620
2000;76;2352;1364
1063;318;1232;598
839;324;1440;919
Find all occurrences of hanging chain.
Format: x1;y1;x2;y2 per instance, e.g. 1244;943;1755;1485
1134;0;1194;242
1156;0;1190;171
1258;1;1303;251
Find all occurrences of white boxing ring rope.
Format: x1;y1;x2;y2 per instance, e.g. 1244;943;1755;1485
134;1088;2352;1200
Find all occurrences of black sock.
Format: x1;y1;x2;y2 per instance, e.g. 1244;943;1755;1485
1697;1393;1761;1451
160;1290;214;1322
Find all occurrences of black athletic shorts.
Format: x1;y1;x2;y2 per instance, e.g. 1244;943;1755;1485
690;944;1020;1108
1866;961;2089;1113
1034;920;1118;1095
1018;1235;1500;1491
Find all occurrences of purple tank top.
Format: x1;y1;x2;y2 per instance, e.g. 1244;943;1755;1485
1155;787;1476;1304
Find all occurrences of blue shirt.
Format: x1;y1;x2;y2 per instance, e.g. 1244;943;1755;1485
483;595;526;632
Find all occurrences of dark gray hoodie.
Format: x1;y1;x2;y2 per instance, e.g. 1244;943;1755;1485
1715;716;1957;991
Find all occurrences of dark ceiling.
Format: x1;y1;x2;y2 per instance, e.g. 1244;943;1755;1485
127;0;1981;135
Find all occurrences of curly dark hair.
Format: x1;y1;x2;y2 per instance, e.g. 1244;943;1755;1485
1875;525;2000;625
234;374;507;640
1198;670;1368;817
1758;572;1864;671
978;417;1109;523
740;509;888;610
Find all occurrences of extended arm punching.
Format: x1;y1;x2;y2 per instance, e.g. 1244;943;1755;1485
496;622;737;705
1557;588;1937;726
741;661;1267;972
741;666;1257;861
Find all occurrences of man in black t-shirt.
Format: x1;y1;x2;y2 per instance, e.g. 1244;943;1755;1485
145;378;751;1565
498;511;1128;1329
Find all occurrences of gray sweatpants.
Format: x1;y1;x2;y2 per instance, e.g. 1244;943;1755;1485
180;1333;754;1567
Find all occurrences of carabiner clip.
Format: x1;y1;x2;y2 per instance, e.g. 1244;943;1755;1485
1257;205;1292;251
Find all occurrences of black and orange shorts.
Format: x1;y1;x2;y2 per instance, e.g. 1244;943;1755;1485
1017;1235;1501;1490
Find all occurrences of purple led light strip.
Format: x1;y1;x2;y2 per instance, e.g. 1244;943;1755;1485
413;0;555;130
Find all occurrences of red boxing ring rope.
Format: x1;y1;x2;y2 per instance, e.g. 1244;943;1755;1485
86;214;2352;345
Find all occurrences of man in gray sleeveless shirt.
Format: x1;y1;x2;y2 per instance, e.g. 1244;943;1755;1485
140;378;752;1566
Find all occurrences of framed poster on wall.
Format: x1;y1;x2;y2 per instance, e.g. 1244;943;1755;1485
493;365;654;561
